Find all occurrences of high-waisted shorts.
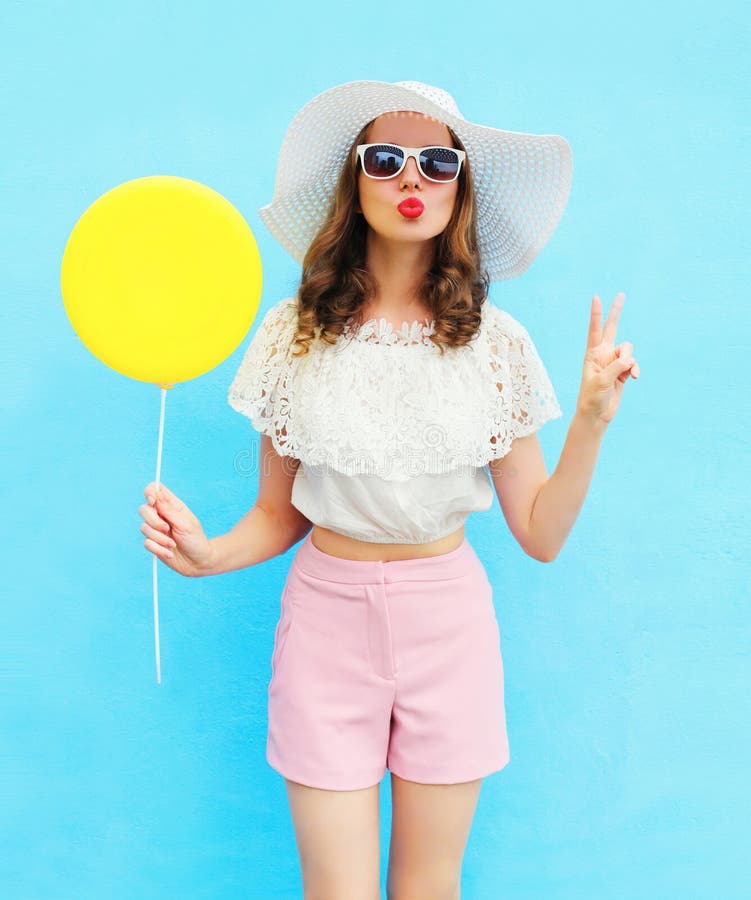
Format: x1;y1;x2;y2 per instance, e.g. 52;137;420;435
266;532;510;791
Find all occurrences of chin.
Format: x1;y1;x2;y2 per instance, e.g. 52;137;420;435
382;218;446;238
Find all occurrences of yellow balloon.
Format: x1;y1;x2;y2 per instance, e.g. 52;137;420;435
60;175;263;386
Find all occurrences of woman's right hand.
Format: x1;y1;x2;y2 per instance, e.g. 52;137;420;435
139;482;213;577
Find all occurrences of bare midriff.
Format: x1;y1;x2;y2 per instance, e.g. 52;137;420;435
310;523;466;562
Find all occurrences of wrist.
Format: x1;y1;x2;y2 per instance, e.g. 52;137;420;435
190;539;217;578
573;404;609;437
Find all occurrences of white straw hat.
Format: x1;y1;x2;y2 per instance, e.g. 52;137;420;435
259;79;573;282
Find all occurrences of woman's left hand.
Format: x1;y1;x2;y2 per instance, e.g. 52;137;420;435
576;292;640;427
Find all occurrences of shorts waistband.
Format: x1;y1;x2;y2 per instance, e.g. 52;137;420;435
294;532;477;584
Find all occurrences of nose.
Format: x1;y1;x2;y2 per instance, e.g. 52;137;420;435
399;154;422;189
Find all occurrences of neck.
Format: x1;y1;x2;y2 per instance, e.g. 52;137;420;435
362;230;435;319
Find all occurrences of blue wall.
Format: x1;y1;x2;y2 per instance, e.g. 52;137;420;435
2;1;747;897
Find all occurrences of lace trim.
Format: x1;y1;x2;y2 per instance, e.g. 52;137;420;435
341;316;437;347
227;297;562;480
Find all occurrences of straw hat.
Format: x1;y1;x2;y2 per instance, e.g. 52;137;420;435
259;79;573;281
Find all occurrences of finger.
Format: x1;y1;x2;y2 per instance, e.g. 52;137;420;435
604;351;634;382
154;490;191;533
144;482;179;506
602;292;626;346
587;295;602;351
156;483;184;511
144;482;169;503
616;341;634;359
138;503;170;534
139;503;171;533
141;522;177;548
144;537;174;560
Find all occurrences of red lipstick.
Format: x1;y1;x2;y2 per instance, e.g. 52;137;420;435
397;197;424;218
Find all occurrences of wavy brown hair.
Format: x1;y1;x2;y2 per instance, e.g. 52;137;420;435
289;117;490;358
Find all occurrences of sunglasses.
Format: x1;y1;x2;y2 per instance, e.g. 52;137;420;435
357;143;466;183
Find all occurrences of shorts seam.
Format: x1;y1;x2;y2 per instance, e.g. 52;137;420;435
296;565;478;585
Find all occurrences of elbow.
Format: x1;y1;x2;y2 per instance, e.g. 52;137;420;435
286;511;314;550
523;541;557;563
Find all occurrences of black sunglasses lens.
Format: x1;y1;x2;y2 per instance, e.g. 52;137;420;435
362;145;405;177
419;147;460;180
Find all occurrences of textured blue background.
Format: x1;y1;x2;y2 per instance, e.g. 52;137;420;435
2;1;748;897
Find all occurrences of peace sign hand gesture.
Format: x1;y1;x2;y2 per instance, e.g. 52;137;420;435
577;293;640;427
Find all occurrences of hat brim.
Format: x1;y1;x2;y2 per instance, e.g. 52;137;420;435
259;80;573;281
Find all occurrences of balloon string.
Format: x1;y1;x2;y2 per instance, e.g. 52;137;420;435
153;386;167;684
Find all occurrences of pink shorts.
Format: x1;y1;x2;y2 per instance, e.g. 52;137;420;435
266;532;510;791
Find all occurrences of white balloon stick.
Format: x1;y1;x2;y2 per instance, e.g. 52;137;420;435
152;386;168;684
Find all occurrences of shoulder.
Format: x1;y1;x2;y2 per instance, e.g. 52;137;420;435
247;296;300;354
257;296;299;332
228;298;300;423
481;301;530;336
480;301;537;353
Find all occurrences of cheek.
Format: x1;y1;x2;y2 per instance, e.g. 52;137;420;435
436;186;459;219
358;180;391;217
357;175;374;207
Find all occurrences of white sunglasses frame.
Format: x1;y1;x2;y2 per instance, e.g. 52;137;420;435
356;143;466;183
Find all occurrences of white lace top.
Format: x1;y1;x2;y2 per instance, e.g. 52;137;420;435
227;296;562;543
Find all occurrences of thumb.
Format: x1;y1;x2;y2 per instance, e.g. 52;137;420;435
604;353;633;382
155;483;183;510
156;489;189;530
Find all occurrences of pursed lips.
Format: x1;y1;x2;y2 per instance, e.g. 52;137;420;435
397;197;425;218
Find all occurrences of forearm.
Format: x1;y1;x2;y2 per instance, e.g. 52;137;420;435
200;505;312;576
526;410;608;562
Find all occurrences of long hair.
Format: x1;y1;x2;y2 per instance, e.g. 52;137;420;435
289;119;490;358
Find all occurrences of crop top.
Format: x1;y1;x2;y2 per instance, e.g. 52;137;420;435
227;296;562;544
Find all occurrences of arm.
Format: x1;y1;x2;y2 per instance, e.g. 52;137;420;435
489;292;639;563
488;411;606;563
527;291;639;561
199;434;313;576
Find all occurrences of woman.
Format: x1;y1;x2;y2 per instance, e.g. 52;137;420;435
138;80;639;899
